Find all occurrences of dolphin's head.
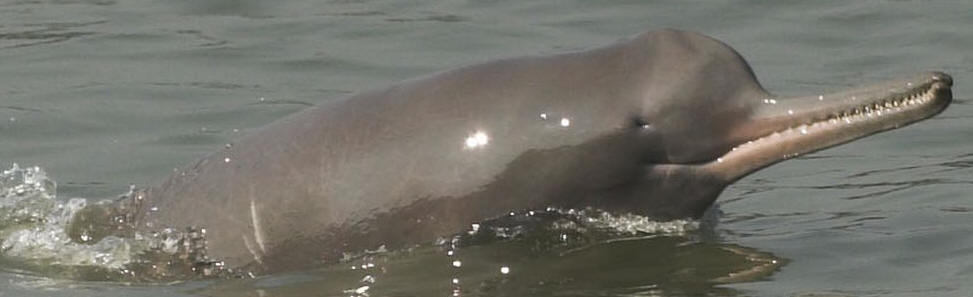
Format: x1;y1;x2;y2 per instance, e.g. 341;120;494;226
623;30;953;218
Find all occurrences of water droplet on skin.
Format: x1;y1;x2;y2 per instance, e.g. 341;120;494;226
818;95;824;100
787;110;794;115
464;131;489;149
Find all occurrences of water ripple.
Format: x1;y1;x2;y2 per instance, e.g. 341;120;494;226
0;20;104;49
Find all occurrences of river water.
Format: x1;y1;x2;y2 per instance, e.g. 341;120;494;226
1;0;971;296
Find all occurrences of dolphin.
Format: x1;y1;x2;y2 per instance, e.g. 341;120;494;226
70;29;953;274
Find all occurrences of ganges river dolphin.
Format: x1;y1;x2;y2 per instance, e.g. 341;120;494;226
69;29;953;274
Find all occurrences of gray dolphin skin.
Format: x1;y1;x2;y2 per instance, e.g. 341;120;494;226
88;29;954;273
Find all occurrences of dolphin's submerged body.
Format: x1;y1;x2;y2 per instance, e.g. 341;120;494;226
74;29;953;274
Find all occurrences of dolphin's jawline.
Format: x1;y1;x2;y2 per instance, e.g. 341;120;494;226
703;73;953;182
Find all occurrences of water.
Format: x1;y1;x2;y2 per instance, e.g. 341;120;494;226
1;0;971;296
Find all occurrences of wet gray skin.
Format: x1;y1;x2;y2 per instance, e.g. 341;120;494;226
74;29;953;274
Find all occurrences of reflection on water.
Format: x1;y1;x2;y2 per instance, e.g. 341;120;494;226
193;210;784;297
194;236;783;297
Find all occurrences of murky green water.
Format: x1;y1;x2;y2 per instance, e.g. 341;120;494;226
1;0;971;296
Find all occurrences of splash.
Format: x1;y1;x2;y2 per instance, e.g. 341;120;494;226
570;208;699;235
0;164;232;281
0;163;58;229
447;207;699;253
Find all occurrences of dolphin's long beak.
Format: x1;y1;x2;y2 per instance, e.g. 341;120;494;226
705;71;953;182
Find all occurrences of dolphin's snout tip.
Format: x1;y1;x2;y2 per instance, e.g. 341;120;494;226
930;71;953;87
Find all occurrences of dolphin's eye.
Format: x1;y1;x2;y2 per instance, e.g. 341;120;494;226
630;116;651;129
